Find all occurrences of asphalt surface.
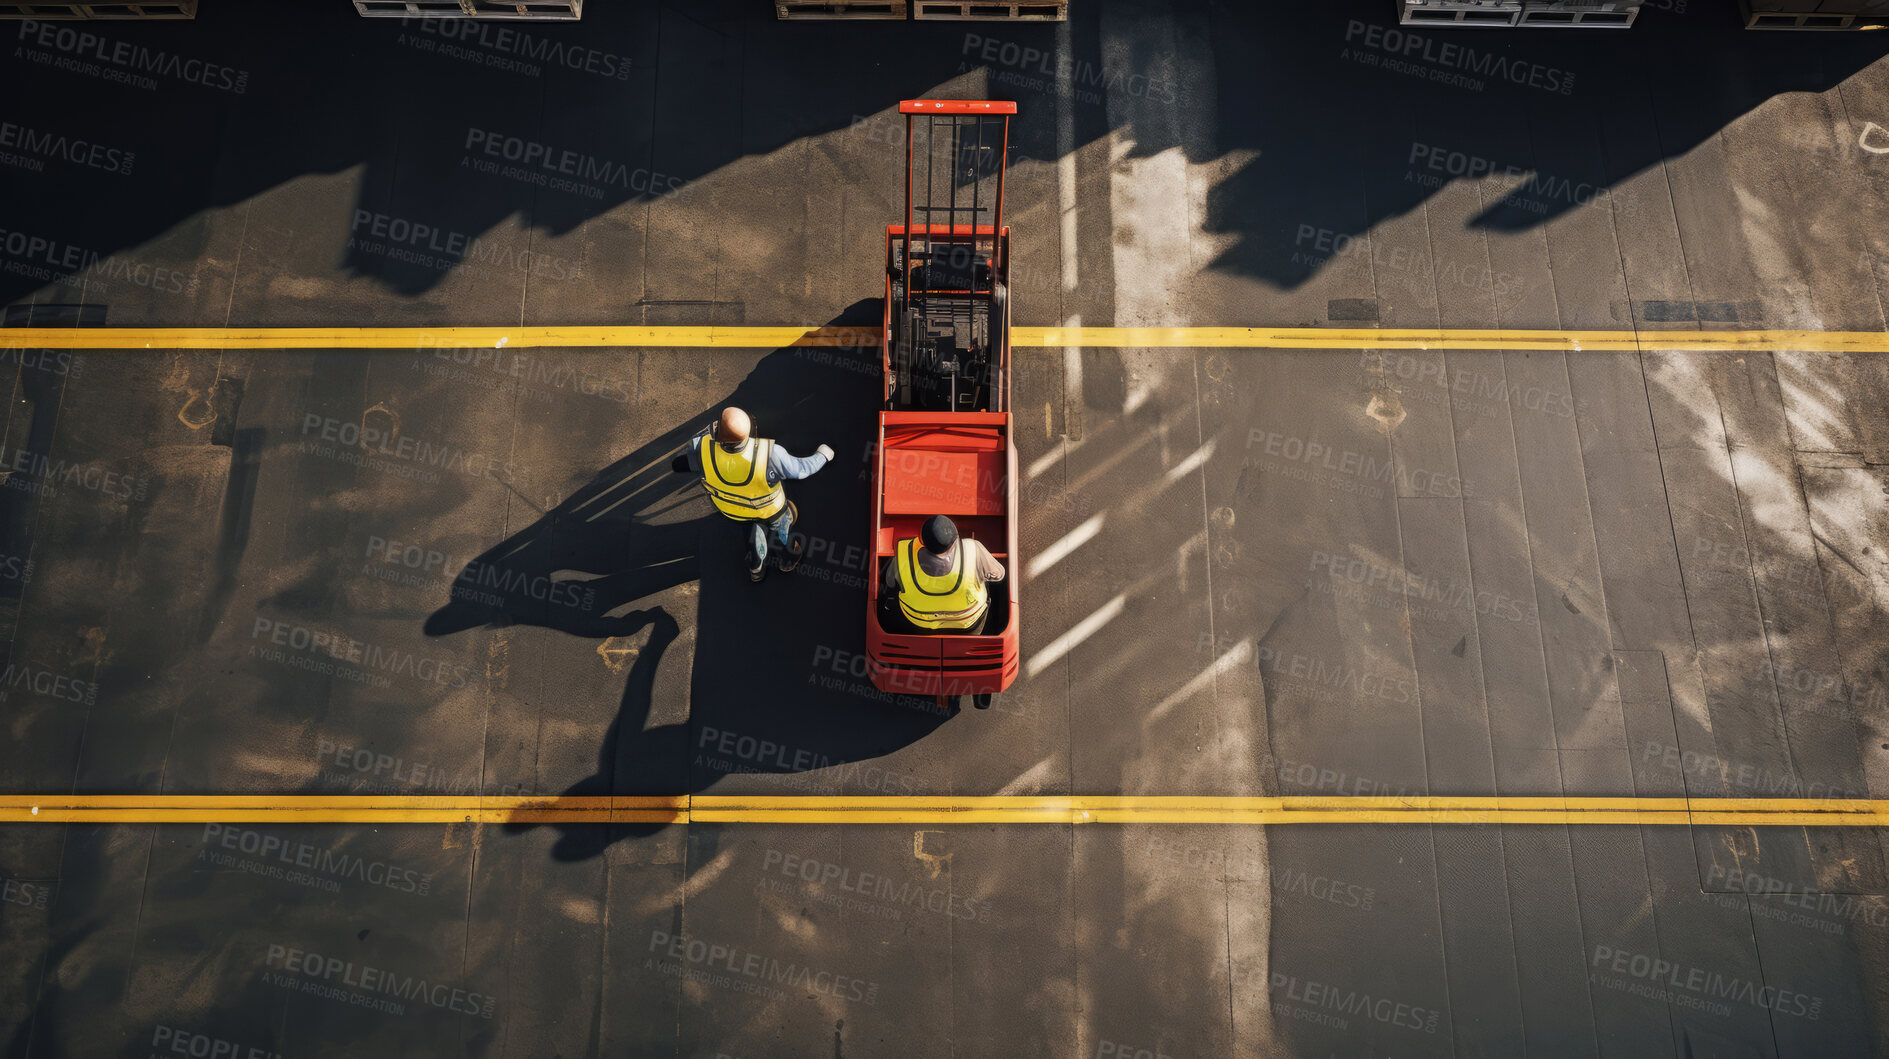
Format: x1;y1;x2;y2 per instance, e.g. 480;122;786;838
5;0;1889;1056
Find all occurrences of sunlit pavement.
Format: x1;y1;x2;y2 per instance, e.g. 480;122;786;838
5;1;1889;1055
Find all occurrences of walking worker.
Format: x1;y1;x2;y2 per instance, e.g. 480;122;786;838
673;406;833;582
880;514;1006;634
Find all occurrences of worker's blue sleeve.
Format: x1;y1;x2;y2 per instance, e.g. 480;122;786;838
767;445;829;483
675;426;711;475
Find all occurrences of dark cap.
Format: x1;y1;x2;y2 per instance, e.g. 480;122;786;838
920;515;957;554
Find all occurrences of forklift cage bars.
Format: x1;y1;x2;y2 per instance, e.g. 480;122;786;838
898;99;1014;304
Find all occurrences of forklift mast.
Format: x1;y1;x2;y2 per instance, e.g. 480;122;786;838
889;99;1014;415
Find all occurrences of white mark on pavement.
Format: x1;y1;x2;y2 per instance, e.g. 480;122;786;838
913;831;951;879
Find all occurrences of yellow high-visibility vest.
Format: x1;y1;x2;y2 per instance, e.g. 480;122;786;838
699;436;785;521
897;538;989;631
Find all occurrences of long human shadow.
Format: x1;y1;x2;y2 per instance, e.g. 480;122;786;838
424;301;950;860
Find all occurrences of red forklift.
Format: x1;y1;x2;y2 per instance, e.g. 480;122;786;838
865;99;1020;711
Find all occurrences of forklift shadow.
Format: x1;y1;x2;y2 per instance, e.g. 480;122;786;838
423;301;952;861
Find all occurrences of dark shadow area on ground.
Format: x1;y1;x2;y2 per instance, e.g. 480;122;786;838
2;833;151;1059
1191;2;1889;290
423;301;950;860
0;0;1882;308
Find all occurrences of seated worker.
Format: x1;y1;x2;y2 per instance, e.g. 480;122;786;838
880;515;1006;634
672;406;833;583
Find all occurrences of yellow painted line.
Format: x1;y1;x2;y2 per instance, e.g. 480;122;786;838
1017;327;1889;353
0;795;686;825
4;325;1889;353
0;326;881;351
2;794;1886;826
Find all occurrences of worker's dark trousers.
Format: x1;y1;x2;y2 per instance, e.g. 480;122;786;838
743;504;796;573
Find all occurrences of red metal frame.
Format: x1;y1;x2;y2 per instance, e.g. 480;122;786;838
864;392;1021;697
866;100;1020;700
898;100;1019;115
899;100;1011;308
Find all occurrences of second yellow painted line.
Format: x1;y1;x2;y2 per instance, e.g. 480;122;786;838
4;795;1888;827
4;325;1889;354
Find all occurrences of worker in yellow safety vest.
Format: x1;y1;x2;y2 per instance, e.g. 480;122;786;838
673;407;832;582
880;515;1006;634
